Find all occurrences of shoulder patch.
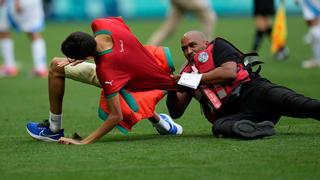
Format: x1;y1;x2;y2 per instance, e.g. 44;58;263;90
198;52;209;63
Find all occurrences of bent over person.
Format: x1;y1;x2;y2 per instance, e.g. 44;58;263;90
167;30;320;139
26;17;183;145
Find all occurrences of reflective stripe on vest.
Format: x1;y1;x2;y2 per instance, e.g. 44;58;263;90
180;60;223;109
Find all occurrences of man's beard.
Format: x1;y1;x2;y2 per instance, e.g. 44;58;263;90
187;52;196;62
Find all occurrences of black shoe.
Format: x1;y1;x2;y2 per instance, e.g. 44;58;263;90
232;120;275;139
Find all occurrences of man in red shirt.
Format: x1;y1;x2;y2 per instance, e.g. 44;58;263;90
26;17;182;145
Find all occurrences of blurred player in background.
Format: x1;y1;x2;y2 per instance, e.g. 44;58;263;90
147;0;217;46
299;0;320;68
251;0;289;60
0;0;48;77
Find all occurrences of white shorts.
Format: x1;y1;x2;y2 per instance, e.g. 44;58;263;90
300;0;320;21
64;61;101;88
0;0;45;32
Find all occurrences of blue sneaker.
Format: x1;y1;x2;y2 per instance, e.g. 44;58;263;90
155;114;183;135
26;120;64;142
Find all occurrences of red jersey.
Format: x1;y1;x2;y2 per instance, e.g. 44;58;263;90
92;17;177;96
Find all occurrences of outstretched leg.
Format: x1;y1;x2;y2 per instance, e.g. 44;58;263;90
212;115;275;139
245;79;320;120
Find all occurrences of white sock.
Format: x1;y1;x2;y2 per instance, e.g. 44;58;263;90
49;111;62;133
310;25;320;64
154;117;170;131
1;38;16;68
32;38;47;71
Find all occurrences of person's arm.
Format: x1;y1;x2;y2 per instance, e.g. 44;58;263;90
58;93;123;145
171;60;237;87
199;37;241;85
166;90;193;119
200;61;237;85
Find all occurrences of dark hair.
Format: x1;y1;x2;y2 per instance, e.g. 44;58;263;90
61;31;97;60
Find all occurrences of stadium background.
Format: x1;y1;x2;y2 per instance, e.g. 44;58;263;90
46;0;301;20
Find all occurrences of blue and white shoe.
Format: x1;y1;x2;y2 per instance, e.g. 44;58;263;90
26;120;64;142
155;114;183;135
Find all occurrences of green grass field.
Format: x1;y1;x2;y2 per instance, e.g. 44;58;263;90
1;16;320;180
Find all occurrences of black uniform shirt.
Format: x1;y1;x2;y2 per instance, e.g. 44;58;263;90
212;38;243;67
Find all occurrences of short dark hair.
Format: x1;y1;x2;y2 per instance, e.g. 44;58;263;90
61;31;97;60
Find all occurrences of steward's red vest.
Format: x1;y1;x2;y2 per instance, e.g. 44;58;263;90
193;43;251;100
180;41;251;111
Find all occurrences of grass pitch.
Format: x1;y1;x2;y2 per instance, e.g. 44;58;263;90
1;16;320;180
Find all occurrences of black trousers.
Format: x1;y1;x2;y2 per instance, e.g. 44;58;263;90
212;76;320;137
253;0;275;16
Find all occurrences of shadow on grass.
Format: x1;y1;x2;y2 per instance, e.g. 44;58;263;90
97;133;282;143
20;131;320;145
97;133;215;143
276;131;320;137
